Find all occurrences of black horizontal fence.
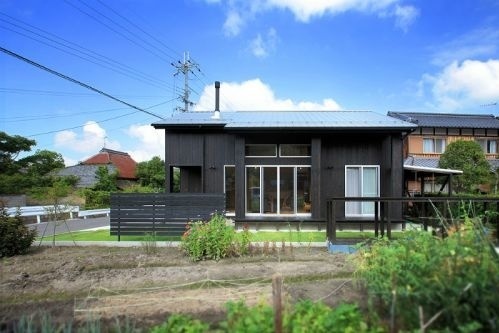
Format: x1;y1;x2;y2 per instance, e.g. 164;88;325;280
110;193;225;241
326;197;499;243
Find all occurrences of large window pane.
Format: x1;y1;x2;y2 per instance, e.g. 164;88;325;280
296;167;311;213
490;140;497;154
263;167;277;214
362;167;377;215
246;167;260;213
423;139;434;153
346;167;361;215
224;166;235;215
280;167;294;214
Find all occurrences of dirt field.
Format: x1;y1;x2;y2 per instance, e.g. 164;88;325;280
0;245;362;331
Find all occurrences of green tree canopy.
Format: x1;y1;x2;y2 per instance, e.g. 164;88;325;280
0;131;36;174
438;140;491;193
18;149;65;176
93;166;118;192
136;156;165;190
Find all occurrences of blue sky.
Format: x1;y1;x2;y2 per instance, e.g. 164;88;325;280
1;0;498;165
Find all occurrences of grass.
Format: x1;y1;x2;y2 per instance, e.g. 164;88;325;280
40;228;404;242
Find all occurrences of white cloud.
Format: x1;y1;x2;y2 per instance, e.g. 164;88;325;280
209;0;418;35
392;5;419;32
126;124;165;162
223;9;244;37
54;121;120;154
194;78;341;111
422;59;499;110
249;28;278;58
431;28;499;66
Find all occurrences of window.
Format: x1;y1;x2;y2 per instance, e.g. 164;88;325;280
279;144;311;157
245;166;311;215
345;166;379;216
423;138;446;153
245;144;276;157
224;166;235;215
477;139;497;154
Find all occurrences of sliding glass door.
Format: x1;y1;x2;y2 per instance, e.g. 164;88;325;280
246;166;311;216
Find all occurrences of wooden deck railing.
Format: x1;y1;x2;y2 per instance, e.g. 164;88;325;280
326;197;499;243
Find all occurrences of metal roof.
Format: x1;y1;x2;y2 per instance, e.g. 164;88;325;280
153;111;416;130
388;111;499;129
404;164;463;175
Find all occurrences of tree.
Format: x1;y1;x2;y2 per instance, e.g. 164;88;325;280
0;131;36;174
438;140;491;193
136;156;165;190
18;149;65;176
93;166;118;191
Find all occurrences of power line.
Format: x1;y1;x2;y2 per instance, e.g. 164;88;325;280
0;45;165;120
95;0;182;60
0;87;163;99
64;0;173;64
26;97;176;137
0;13;172;90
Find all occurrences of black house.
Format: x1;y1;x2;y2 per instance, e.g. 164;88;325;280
152;110;415;226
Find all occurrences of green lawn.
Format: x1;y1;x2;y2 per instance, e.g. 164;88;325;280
41;229;403;242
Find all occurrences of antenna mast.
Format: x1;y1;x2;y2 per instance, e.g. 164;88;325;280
172;52;200;112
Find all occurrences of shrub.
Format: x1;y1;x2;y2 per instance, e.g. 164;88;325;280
149;314;208;333
353;218;499;332
284;300;381;333
0;209;37;257
221;299;274;333
84;189;110;209
181;213;237;261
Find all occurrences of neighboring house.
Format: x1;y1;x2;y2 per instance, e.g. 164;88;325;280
57;148;137;189
388;112;499;194
152;110;415;224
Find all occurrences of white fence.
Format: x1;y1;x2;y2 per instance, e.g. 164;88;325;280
5;206;110;223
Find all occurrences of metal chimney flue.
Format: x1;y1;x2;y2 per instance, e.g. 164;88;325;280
212;81;221;119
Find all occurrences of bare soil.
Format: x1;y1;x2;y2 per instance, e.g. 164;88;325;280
0;245;362;331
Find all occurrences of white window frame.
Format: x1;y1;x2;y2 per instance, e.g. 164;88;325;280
245;165;311;217
224;165;235;216
477;138;497;154
423;137;446;153
345;165;380;217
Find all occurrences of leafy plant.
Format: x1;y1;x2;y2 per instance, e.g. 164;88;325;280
353;218;499;332
84;189;110;209
180;213;236;261
221;299;274;333
150;314;208;333
0;208;37;257
284;300;381;333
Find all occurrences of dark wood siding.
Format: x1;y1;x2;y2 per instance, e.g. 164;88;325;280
162;129;405;222
204;133;235;192
321;134;384;219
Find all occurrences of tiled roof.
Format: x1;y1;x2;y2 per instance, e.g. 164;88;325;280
388;111;499;129
153;111;416;130
405;157;499;171
56;164;117;188
82;148;137;179
404;157;440;169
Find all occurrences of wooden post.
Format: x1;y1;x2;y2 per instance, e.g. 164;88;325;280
374;201;379;237
272;273;283;333
386;201;391;239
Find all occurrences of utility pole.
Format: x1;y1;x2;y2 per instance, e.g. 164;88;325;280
171;52;200;112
